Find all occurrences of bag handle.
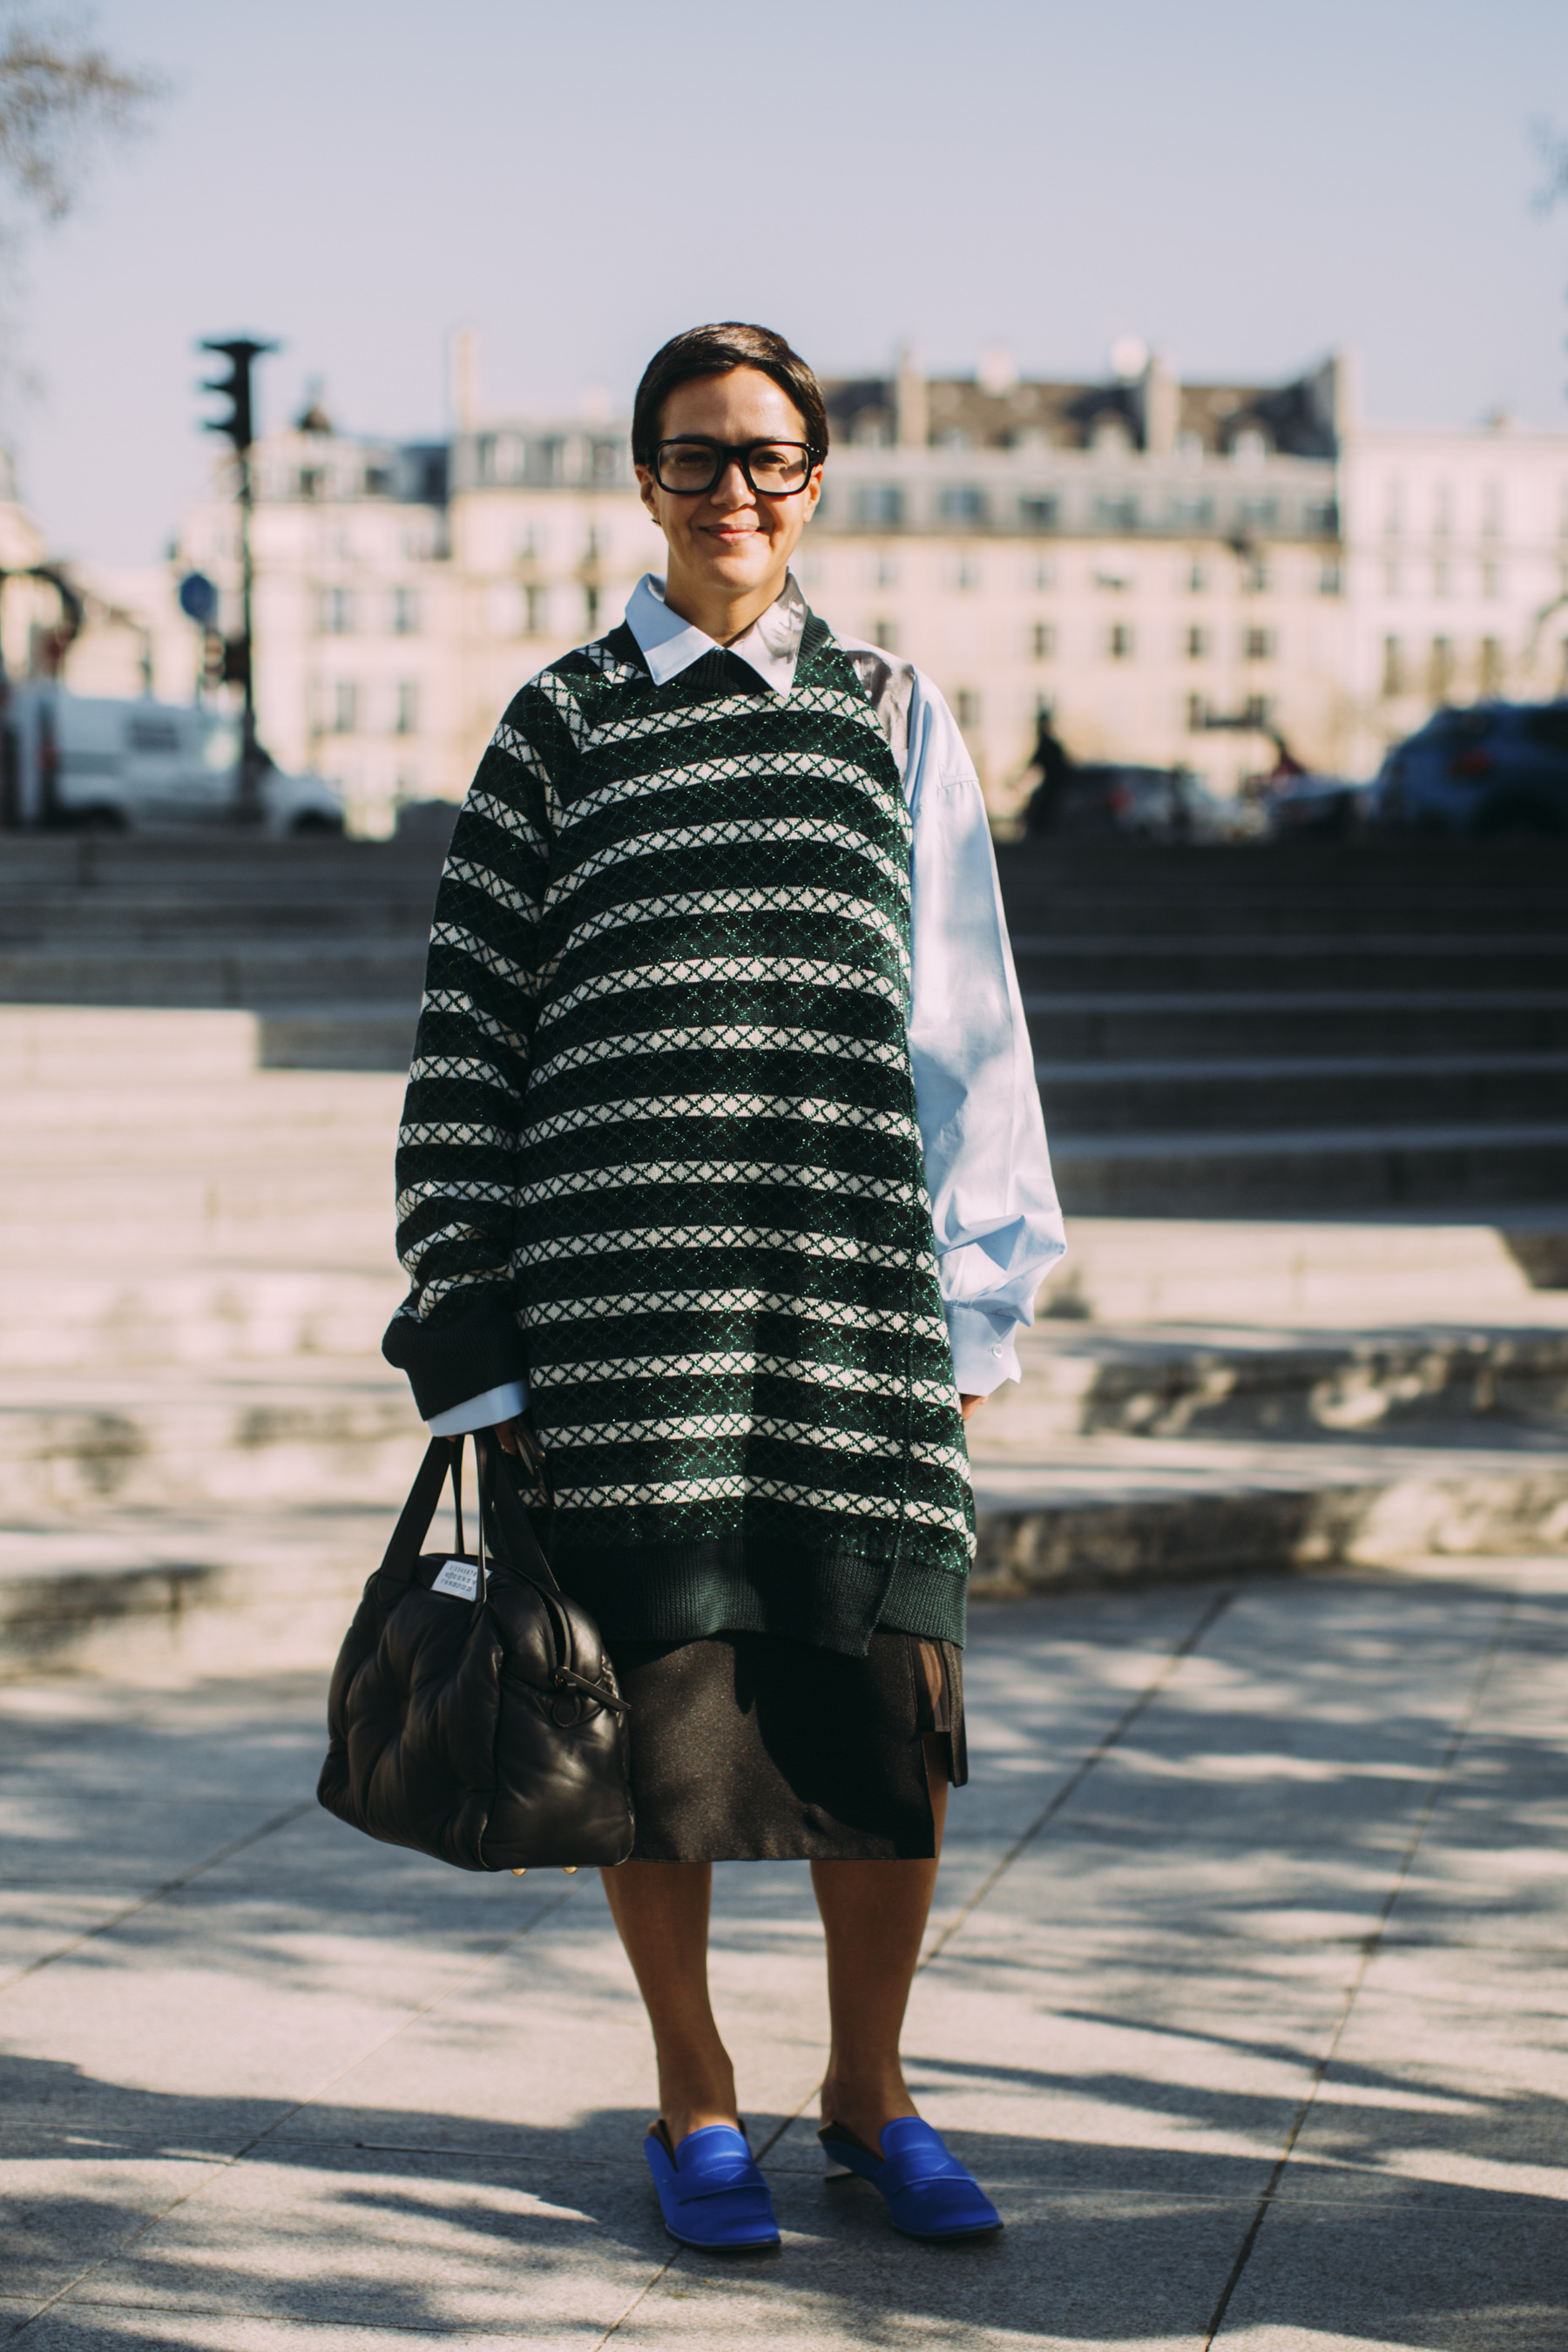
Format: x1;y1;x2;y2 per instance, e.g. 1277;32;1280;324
375;1436;457;1590
474;1429;563;1597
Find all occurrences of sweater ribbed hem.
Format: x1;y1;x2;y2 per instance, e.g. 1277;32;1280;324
550;1534;967;1658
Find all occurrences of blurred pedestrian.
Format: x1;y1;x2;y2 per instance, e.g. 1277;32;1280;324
1022;709;1072;836
384;322;1063;2249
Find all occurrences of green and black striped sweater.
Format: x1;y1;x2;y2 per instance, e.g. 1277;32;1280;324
385;611;973;1655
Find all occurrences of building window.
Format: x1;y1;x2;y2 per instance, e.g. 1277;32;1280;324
867;618;897;652
1244;628;1275;661
875;556;898;589
1241;693;1273;728
1479;638;1503;694
955;688;979;728
1169;496;1214;530
1428;639;1453;702
939;486;986;526
1238;497;1279;531
1320;558;1342;596
1186;625;1208;660
322;587;354;635
1019;495;1058;532
392;586;419;635
331;680;358;733
1031;621;1055;659
854;484;904;529
395;681;419;736
584;584;600;632
1186;693;1208;733
1381;636;1403;698
524;585;547;635
1241;557;1270;593
1301;499;1338;533
1108;623;1134;660
1094;494;1139;531
1187;560;1208;593
1034;560;1057;591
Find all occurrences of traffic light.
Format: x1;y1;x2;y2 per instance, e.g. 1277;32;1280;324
199;338;277;455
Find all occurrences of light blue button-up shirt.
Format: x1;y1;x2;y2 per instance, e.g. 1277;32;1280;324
427;574;1065;1435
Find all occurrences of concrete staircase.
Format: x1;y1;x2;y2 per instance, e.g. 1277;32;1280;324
2;834;1566;1668
999;835;1568;1212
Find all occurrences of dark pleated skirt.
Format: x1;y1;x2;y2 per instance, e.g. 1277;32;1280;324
610;1629;966;1863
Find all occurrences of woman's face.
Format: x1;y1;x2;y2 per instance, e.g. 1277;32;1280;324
636;366;823;605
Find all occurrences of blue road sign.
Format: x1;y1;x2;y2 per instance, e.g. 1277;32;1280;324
179;571;220;627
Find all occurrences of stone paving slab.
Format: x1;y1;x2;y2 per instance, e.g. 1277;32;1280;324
2;1565;1564;2349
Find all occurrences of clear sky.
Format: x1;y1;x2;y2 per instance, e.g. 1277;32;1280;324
7;0;1568;564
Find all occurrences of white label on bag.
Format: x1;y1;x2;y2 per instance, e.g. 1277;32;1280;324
430;1558;479;1600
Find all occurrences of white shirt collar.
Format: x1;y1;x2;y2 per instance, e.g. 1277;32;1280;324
623;572;807;696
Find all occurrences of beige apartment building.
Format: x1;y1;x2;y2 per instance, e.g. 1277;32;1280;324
79;350;1568;835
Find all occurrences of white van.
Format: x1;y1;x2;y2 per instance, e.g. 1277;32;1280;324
1;688;344;835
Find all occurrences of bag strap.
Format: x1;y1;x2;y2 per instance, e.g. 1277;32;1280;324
475;1429;563;1597
375;1436;457;1589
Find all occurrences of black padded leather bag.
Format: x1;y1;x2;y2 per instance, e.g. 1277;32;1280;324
317;1430;634;1872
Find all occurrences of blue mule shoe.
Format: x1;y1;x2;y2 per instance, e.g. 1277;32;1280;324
820;2116;1002;2240
644;2121;781;2251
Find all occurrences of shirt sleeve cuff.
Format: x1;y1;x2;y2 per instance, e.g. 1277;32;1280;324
425;1379;528;1436
945;1301;1022;1396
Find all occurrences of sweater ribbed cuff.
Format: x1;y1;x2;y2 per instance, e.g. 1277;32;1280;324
382;1294;528;1421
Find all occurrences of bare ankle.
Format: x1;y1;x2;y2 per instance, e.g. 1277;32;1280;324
820;2065;916;2145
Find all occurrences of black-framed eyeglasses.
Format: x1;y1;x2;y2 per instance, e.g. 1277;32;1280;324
651;438;821;497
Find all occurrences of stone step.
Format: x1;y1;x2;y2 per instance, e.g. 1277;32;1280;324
0;1003;416;1080
1010;938;1568;992
0;897;439;944
1044;1211;1568;1324
4;1432;1565;1674
0;1265;405;1369
0;943;429;1005
0;1364;423;1514
970;1436;1568;1594
1024;991;1568;1060
977;1321;1568;1446
1051;1124;1568;1214
1034;1052;1568;1135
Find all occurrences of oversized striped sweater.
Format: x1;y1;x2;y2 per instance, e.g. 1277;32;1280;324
385;610;974;1655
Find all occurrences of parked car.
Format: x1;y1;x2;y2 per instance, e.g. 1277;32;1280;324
0;688;343;835
1370;703;1568;838
1265;772;1376;839
1024;761;1227;842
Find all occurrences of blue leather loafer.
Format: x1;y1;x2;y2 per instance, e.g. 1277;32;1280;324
645;2121;781;2251
820;2116;1002;2240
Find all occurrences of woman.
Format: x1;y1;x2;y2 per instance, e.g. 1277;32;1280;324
384;322;1063;2249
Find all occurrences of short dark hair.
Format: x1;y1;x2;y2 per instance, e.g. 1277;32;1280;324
631;322;829;466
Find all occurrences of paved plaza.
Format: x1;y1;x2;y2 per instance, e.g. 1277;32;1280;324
3;1559;1565;2350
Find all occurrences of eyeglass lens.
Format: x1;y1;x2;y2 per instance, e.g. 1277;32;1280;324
655;441;814;495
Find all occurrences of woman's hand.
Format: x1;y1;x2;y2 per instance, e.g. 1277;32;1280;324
490;1416;525;1456
958;1393;985;1423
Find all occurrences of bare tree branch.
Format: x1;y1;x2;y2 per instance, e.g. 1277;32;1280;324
0;9;158;223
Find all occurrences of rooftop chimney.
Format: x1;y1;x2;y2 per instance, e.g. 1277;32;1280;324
1139;351;1178;455
896;346;928;449
450;327;481;433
